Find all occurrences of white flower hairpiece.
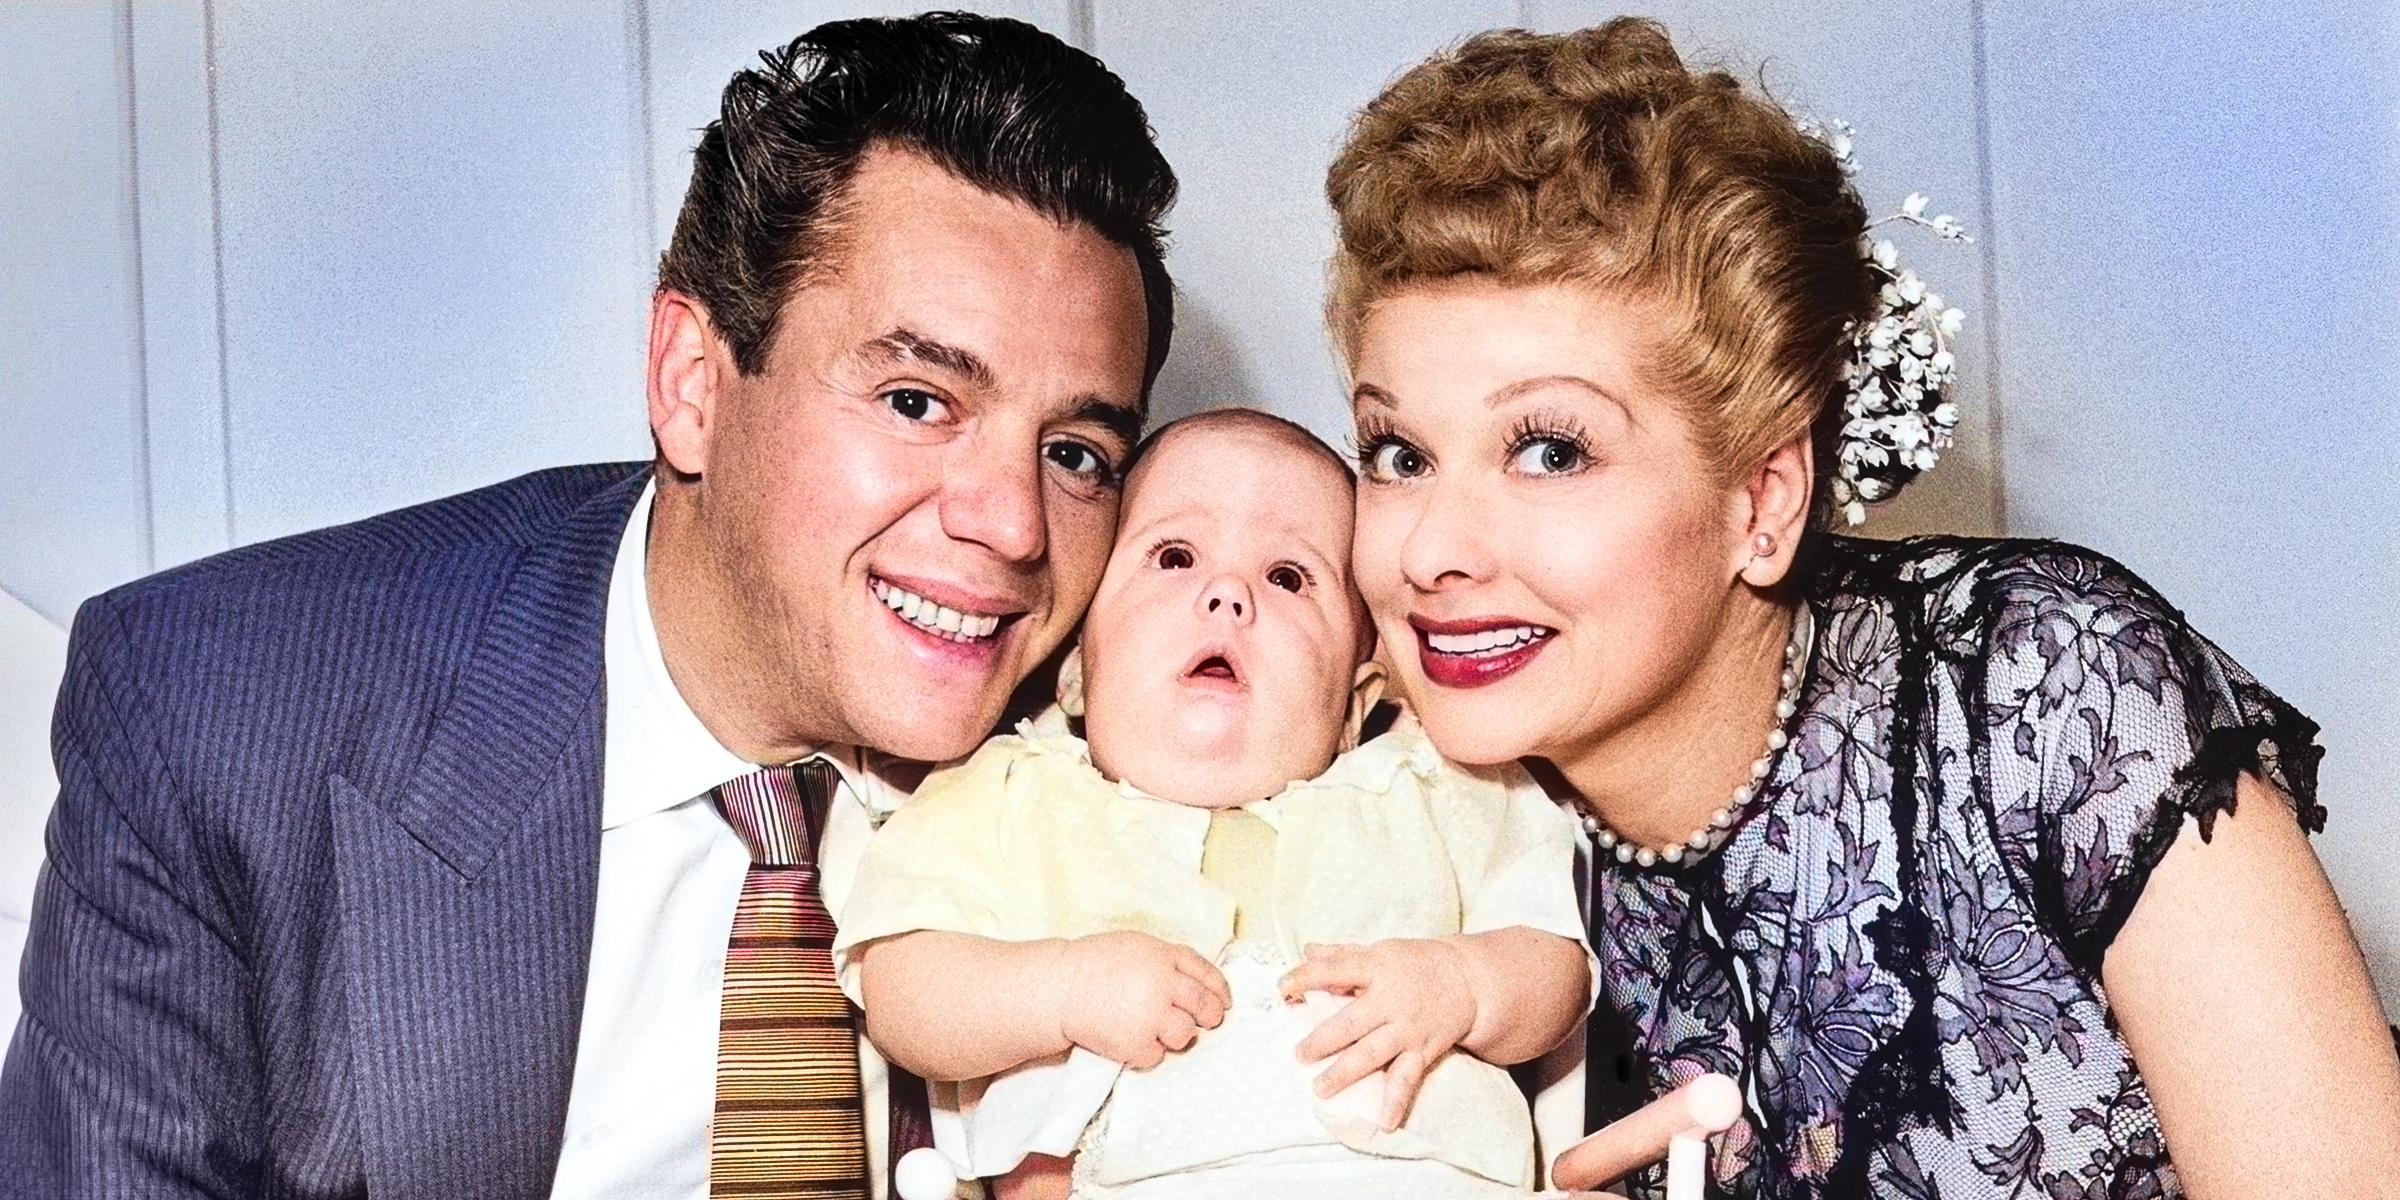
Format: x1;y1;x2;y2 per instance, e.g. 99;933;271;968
1796;118;1972;525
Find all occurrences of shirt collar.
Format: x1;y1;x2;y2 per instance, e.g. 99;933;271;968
600;480;895;829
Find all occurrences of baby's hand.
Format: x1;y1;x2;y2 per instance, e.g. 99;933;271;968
1054;931;1231;1069
1281;938;1478;1130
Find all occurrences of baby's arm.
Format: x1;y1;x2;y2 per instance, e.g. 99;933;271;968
856;929;1233;1081
1280;928;1590;1129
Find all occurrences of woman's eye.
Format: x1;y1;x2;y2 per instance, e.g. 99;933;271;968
884;388;947;423
1266;565;1305;593
1511;437;1586;476
1157;545;1194;570
1043;439;1113;482
1364;441;1428;481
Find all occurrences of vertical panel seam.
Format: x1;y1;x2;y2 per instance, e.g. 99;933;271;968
203;0;234;546
626;0;658;263
1968;0;2009;535
1068;0;1095;52
120;0;157;575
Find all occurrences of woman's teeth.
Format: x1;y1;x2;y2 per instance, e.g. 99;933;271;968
873;579;1001;642
1426;625;1546;655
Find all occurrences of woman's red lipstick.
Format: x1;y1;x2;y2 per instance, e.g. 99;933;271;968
1410;615;1554;689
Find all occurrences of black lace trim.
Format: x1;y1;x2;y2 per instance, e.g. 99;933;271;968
1824;553;1955;1195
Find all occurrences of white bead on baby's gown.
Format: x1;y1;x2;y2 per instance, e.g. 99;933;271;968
894;1148;960;1200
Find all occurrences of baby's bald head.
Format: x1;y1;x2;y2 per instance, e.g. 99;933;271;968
1122;407;1355;501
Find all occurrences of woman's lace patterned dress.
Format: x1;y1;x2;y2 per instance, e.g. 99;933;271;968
1592;536;2323;1199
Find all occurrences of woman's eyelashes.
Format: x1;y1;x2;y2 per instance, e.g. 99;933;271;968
1356;431;1431;483
1504;416;1595;477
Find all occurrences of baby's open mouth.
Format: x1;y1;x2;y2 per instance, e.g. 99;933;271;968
1190;655;1237;681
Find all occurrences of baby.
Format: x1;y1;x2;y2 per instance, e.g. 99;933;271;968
836;410;1591;1199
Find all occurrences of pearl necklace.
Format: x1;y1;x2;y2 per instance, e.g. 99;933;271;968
1579;604;1816;868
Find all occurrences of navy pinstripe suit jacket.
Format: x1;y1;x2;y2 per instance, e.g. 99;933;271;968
0;462;650;1198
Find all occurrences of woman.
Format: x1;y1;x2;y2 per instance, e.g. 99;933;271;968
1322;19;2400;1197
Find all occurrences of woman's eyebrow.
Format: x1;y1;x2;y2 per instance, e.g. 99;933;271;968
1483;373;1623;409
1350;382;1398;409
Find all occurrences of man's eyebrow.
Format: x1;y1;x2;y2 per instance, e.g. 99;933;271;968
860;328;994;387
1067;397;1145;450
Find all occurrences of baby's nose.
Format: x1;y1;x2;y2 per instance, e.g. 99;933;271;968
1199;575;1253;621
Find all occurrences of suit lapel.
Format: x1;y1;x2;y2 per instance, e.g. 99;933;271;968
335;468;644;1200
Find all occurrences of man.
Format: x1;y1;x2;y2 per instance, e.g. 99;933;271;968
0;14;1173;1200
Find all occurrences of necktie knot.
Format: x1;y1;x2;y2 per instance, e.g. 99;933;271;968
714;759;834;866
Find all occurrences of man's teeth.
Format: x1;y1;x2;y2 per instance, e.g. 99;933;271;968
1426;625;1546;655
873;579;1001;642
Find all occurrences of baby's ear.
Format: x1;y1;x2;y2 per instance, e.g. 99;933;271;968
1340;658;1388;753
1055;642;1087;718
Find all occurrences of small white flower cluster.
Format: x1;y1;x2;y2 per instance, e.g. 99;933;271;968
1798;117;1973;525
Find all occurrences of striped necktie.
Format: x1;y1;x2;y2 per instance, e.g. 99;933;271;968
711;760;869;1199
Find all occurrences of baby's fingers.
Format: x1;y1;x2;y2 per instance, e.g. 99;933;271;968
1311;1021;1405;1098
1156;1007;1200;1054
1379;1048;1430;1130
1279;943;1370;1001
1171;950;1233;1022
1293;995;1381;1064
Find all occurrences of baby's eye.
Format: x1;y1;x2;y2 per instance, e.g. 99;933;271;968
1266;565;1306;593
1156;545;1195;570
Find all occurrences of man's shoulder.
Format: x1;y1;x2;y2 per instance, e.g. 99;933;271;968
65;462;645;724
125;462;642;593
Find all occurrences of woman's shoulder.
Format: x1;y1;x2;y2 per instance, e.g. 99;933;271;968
1808;533;2198;651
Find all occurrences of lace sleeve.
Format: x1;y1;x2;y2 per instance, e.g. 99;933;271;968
1969;543;2323;978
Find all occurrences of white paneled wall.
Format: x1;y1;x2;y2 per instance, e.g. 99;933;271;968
1097;0;1517;436
1980;0;2400;990
4;1;2396;1021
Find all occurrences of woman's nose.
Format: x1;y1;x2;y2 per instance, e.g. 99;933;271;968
1198;574;1253;622
1398;479;1496;592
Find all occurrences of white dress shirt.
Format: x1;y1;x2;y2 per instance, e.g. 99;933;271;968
549;481;905;1200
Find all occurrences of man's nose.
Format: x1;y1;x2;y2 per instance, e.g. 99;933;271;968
1198;574;1253;623
936;437;1047;563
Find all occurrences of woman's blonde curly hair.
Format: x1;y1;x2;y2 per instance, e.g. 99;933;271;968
1328;18;1875;485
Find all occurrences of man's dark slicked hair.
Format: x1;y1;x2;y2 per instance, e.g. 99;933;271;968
658;12;1177;396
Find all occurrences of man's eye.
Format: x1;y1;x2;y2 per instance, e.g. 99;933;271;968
1510;437;1587;476
1157;545;1194;570
1043;439;1113;481
885;388;946;423
1266;565;1305;593
1363;441;1428;481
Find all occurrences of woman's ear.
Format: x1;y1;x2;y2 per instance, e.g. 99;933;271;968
1055;642;1087;718
1734;434;1813;589
1341;658;1389;753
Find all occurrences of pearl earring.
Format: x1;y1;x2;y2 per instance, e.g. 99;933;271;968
1753;532;1778;559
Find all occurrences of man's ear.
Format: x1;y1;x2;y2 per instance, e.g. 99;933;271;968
1734;434;1813;589
1341;657;1389;753
648;289;724;478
